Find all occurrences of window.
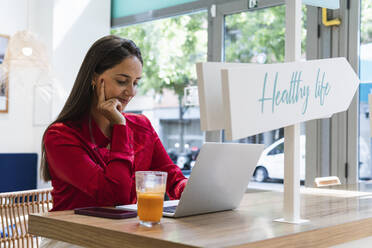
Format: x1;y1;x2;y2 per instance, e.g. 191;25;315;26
111;1;312;185
268;143;284;156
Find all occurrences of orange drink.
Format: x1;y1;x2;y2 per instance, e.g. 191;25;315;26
135;171;167;227
137;192;164;222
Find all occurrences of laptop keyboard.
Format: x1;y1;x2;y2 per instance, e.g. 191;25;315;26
163;206;177;213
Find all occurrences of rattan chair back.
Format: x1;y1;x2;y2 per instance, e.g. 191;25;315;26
0;188;53;248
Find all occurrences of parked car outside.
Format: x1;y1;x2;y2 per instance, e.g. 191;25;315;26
167;146;200;171
254;136;306;182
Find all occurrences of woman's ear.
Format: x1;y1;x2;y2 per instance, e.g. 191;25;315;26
92;73;99;86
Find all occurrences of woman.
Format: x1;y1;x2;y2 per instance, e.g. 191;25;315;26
41;35;187;211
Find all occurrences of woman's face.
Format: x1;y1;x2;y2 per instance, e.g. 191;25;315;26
95;56;142;108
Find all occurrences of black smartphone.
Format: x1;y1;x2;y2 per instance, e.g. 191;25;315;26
74;207;137;219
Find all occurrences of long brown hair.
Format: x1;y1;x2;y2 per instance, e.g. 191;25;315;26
40;35;143;181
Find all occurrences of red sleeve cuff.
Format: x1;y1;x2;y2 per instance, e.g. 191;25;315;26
175;179;188;198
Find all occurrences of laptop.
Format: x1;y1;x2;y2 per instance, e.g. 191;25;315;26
117;142;264;218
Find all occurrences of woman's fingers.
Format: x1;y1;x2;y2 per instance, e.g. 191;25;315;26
95;80;125;125
104;99;123;113
115;99;123;113
97;79;105;104
97;98;125;125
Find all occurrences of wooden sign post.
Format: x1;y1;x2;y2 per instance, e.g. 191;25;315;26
281;0;304;224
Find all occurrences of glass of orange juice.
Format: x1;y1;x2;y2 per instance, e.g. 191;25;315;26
135;171;167;227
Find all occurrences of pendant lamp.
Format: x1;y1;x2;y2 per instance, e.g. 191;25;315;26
4;30;50;69
3;0;50;70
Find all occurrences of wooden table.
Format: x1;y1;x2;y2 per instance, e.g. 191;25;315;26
29;188;372;248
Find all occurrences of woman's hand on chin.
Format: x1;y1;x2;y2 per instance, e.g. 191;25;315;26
96;79;126;126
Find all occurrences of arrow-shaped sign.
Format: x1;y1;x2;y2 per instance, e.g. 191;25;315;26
219;57;359;140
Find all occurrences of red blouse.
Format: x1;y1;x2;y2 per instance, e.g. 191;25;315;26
44;113;187;211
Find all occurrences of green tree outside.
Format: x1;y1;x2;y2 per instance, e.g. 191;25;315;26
361;0;372;44
111;11;207;98
225;5;306;64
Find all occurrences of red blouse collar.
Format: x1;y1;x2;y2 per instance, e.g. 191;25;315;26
80;113;111;149
90;116;111;148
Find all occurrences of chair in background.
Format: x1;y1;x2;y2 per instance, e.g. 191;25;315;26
0;188;53;248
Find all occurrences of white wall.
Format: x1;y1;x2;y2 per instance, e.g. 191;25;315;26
0;0;36;156
53;0;111;92
0;0;110;188
0;0;28;36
